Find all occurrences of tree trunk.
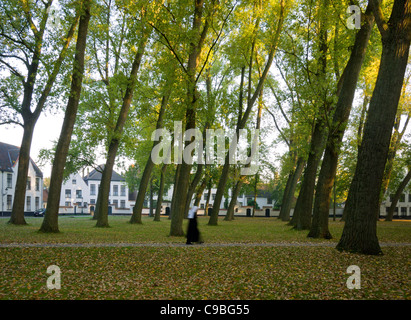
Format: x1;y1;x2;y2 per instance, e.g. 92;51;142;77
308;3;374;239
9;121;35;225
337;0;411;255
194;177;207;207
184;164;203;218
386;169;411;221
279;157;305;221
154;163;168;222
95;25;150;227
169;0;207;236
225;178;244;221
39;0;91;233
291;120;327;230
208;2;285;225
130;92;168;224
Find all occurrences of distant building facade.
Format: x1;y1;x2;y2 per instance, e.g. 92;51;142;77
0;142;43;216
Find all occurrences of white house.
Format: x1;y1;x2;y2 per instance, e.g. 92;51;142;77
380;192;411;218
0;142;43;215
59;165;131;215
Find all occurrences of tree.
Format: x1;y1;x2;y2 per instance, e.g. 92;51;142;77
308;3;375;239
386;168;411;221
1;0;80;225
94;2;152;227
39;0;92;233
208;0;286;226
337;0;411;255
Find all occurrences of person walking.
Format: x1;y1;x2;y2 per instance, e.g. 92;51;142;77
186;206;202;245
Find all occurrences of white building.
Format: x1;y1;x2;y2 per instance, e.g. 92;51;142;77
59;166;130;215
0;142;43;215
380;192;411;218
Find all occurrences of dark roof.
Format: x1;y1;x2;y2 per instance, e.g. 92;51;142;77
83;165;125;183
0;142;43;177
244;189;272;200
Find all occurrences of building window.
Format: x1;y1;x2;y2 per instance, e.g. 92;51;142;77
400;194;405;202
6;195;12;210
113;185;118;196
26;196;31;211
203;193;208;200
72;179;77;185
7;174;12;188
65;202;71;207
120;200;126;208
121;185;126;197
212;194;216;201
35;178;40;191
35;197;40;210
76;190;82;199
90;184;96;195
113;200;118;208
65;189;71;198
27;177;31;190
90;199;95;204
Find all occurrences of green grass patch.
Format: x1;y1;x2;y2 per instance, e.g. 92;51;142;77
0;215;410;244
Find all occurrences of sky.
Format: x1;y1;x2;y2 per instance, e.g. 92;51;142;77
0;110;65;178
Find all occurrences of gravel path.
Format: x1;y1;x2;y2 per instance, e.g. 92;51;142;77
1;242;410;248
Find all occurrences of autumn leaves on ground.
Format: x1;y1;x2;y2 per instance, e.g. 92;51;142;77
0;216;410;300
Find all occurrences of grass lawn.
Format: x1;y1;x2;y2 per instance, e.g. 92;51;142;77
0;216;410;300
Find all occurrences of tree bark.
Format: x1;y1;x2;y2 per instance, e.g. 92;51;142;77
308;4;374;239
169;0;207;236
209;1;285;225
336;0;411;255
95;24;150;227
225;178;244;221
290;119;327;230
386;169;411;221
153;163;168;222
130;92;169;224
279;157;305;221
39;0;91;233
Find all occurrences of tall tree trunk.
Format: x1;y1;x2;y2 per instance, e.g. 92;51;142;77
337;0;411;255
386;169;411;221
290;0;330;231
39;0;91;233
291;120;327;230
95;25;150;227
154;163;168;222
379;114;409;209
308;4;374;239
169;0;207;236
184;164;204;218
194;177;207;207
209;2;285;225
8;4;79;225
225;177;244;221
130;92;169;224
279;157;305;221
9;121;35;225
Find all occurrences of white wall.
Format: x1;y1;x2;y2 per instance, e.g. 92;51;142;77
0;160;43;214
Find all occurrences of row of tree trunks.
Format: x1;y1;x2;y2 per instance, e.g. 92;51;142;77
336;0;411;255
209;0;285;225
308;3;375;239
130;90;170;224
